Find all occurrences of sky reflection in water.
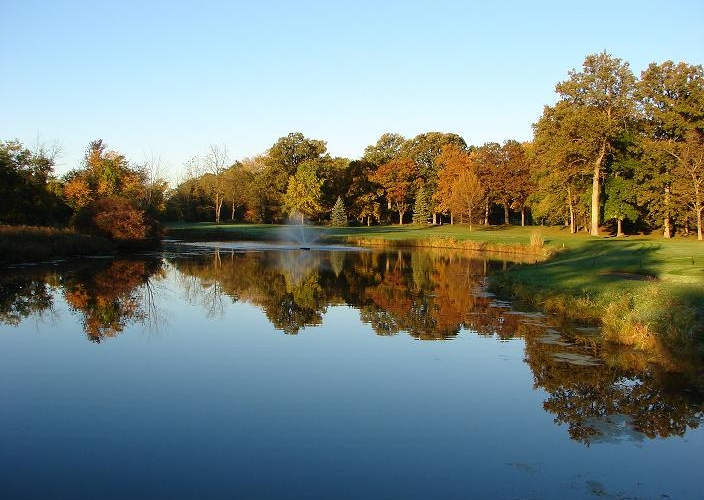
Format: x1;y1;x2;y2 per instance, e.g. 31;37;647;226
0;245;702;500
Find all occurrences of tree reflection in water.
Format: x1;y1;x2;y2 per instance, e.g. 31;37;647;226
1;247;702;444
1;258;165;342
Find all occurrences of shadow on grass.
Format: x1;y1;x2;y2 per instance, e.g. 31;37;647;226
523;240;663;288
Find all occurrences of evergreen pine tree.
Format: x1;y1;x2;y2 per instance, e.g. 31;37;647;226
331;196;347;226
412;188;430;225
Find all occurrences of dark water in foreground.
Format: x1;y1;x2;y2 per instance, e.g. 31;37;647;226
1;243;702;500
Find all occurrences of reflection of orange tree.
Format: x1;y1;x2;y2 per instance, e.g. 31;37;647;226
360;251;512;340
62;259;163;342
168;248;704;444
169;248;528;340
523;332;704;444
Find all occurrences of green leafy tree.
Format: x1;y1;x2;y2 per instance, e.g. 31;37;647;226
638;61;704;239
330;196;347;226
510;141;536;226
267;132;328;176
362;133;406;166
314;156;351;213
347;160;383;225
532;110;594;232
283;163;323;224
534;52;637;235
672;130;704;239
604;176;639;236
0;139;68;225
472;142;503;225
263;132;328;221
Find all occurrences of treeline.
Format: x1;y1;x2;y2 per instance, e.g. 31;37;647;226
1;139;165;246
2;52;702;239
168;52;704;239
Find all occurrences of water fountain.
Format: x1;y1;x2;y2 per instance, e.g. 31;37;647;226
280;212;321;250
176;211;367;253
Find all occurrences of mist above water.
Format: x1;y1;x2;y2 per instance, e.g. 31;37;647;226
280;211;322;248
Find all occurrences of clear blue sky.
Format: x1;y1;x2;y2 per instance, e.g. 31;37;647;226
2;0;702;181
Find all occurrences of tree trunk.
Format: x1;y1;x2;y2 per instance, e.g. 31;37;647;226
617;218;624;237
367;215;371;226
695;181;703;241
450;212;454;225
433;213;437;225
300;213;304;225
664;185;672;238
484;201;489;225
591;142;606;236
567;186;576;234
503;204;509;225
399;211;404;225
521;208;525;227
215;195;223;224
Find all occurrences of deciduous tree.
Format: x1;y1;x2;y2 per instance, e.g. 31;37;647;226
534;52;637;235
283;162;323;224
638;61;704;239
403;132;467;223
362;133;406;166
370;157;418;225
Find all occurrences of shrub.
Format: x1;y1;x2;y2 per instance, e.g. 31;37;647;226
72;196;159;248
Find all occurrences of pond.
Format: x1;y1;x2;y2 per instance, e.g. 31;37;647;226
1;243;702;500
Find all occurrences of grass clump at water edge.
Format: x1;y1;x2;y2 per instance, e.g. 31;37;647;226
0;225;115;264
490;234;704;356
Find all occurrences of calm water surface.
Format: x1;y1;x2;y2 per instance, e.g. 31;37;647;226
1;244;702;500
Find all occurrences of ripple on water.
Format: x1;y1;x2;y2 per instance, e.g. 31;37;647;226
552;352;602;366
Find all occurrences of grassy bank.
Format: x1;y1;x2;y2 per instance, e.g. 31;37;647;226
165;221;554;249
488;234;704;355
166;222;704;354
0;225;115;264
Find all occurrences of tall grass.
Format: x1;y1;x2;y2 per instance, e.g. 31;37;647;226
492;272;704;356
0;225;114;264
344;236;552;258
601;285;702;353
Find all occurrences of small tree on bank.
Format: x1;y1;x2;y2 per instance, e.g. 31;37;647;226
330;196;347;226
412;187;430;225
282;163;323;224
